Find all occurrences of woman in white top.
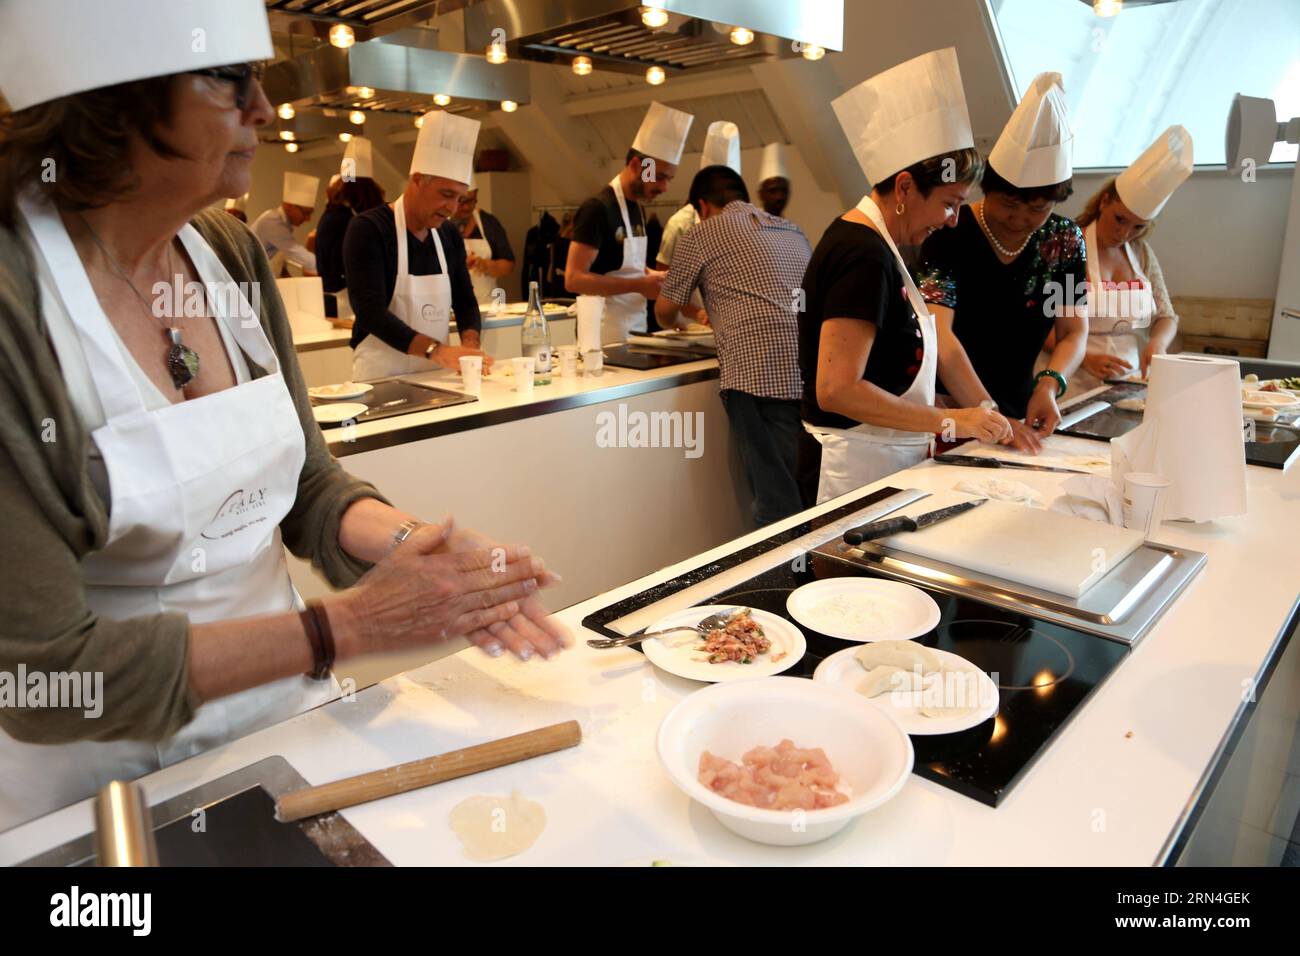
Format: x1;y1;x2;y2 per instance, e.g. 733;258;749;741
1053;127;1193;393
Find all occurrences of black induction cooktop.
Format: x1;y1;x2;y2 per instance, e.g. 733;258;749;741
582;488;1129;808
1059;381;1298;469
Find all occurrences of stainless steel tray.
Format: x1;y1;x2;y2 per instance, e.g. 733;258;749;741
817;532;1206;646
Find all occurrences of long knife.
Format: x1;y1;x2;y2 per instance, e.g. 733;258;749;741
843;498;987;546
933;453;1090;474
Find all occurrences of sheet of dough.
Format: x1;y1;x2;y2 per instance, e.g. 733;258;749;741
449;791;546;862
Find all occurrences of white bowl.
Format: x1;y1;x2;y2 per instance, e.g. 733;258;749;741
656;677;914;846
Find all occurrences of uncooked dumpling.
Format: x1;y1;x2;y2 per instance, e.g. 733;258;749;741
854;640;940;675
449;790;546;862
856;664;925;699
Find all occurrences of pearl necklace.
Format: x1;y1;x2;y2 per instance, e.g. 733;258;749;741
977;202;1033;259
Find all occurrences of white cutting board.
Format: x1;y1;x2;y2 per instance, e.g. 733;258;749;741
874;491;1143;598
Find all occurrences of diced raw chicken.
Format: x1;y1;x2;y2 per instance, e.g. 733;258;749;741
698;740;850;810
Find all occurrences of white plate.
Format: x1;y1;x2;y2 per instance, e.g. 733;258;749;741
1242;390;1300;409
311;401;369;424
785;579;941;643
308;382;373;401
640;605;805;683
813;645;999;735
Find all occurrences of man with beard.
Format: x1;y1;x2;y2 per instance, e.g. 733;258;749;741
565;102;693;343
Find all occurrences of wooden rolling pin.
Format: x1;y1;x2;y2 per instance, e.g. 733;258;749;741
275;720;582;823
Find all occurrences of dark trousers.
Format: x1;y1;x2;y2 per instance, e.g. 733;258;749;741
720;389;803;528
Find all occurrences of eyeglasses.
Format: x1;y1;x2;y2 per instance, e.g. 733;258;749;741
188;62;266;111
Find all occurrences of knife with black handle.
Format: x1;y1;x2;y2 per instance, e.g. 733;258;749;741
843;498;988;546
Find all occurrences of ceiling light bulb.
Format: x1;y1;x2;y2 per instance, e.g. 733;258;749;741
486;42;508;64
729;27;754;46
349;110;366;125
284;142;299;153
501;99;518;112
329;24;355;49
277;103;295;120
572;56;593;76
800;43;826;61
645;65;665;86
338;132;353;143
641;6;669;28
1093;0;1122;16
433;93;451;106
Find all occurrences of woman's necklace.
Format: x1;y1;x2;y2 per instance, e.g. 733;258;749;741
78;215;200;390
976;201;1033;260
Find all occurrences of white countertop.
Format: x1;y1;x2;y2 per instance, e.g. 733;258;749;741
321;355;718;452
4;436;1296;866
291;307;575;351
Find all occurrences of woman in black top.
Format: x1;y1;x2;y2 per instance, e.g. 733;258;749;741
315;177;385;318
800;149;1017;502
917;160;1087;428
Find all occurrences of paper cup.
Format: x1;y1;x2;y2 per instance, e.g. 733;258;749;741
458;355;483;397
582;349;603;377
557;345;579;378
1122;472;1171;536
511;356;535;398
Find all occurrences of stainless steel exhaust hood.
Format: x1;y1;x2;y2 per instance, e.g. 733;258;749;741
262;29;531;117
463;0;842;77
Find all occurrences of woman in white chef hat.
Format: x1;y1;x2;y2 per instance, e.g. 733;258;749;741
917;72;1086;437
799;48;1016;504
1060;126;1193;392
0;0;566;831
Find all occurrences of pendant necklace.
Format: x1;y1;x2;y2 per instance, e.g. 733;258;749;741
976;201;1033;260
78;215;200;390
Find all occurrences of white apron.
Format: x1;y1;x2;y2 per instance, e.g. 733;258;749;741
1;195;336;832
601;176;649;344
804;197;939;504
1069;221;1153;394
464;209;498;305
352;196;452;380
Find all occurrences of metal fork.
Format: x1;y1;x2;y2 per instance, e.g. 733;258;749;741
586;608;746;649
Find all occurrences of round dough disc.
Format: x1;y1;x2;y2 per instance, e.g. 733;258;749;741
449;791;546;862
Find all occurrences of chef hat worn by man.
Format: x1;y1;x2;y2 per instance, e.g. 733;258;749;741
700;121;741;174
0;0;271;111
988;72;1074;188
411;111;480;185
283;172;319;208
342;136;374;180
1115;125;1194;220
832;47;974;186
632;102;695;166
758;142;790;184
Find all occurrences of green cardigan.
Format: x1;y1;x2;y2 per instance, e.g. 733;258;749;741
0;206;387;745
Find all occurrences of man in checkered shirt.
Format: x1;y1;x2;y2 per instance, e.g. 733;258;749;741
655;165;811;527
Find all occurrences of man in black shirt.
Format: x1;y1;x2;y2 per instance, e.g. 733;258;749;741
344;111;489;379
566;101;693;343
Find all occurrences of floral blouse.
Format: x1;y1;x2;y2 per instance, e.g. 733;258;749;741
916;207;1087;417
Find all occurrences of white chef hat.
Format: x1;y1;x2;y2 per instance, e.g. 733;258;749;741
832;47;974;186
342;136;374;180
1115;125;1194;220
758;142;790;183
701;121;741;174
410;110;480;185
988;72;1074;188
632;102;695;166
283;172;319;208
0;0;271;113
